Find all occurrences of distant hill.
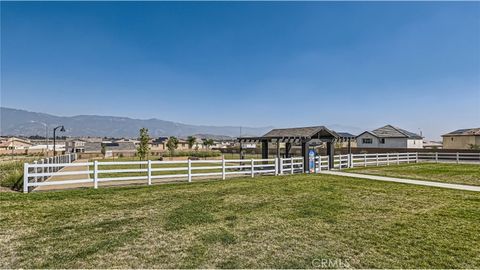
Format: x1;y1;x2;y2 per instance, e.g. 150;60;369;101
0;107;273;138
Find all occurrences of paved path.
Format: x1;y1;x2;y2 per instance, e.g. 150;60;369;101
34;159;92;191
321;171;480;192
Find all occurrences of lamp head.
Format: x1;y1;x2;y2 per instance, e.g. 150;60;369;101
60;126;66;132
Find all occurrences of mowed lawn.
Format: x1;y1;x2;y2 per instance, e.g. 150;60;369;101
1;174;479;268
346;162;480;186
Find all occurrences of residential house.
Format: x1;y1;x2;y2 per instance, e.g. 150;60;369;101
66;140;87;153
150;137;192;152
356;125;423;149
0;137;33;150
442;128;480;149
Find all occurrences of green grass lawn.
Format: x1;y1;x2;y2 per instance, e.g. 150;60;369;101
346;162;480;186
1;173;479;268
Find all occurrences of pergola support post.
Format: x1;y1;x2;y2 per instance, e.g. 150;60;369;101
285;142;291;158
261;139;269;159
301;141;310;173
326;140;335;169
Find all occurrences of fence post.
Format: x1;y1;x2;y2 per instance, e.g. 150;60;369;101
188;159;192;182
68;154;71;163
397;153;400;165
376;154;379;166
251;159;255;178
40;159;45;181
415;152;418;163
435;152;438;163
456;152;459;164
318;156;322;172
290;157;294;174
33;161;38;183
93;160;98;189
23;163;29;193
274;157;278;176
222;156;226;180
364;154;367;167
387;153;390;165
147;160;152;185
279;158;284;175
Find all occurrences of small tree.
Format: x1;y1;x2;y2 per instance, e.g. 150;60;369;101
469;144;480;150
203;138;214;150
187;136;196;150
137;128;150;162
101;144;106;157
166;136;179;159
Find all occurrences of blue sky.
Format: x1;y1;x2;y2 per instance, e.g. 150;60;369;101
1;2;479;139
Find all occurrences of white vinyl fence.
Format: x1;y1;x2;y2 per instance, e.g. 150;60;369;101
418;152;480;163
23;152;480;193
23;153;77;192
318;152;480;171
23;157;304;193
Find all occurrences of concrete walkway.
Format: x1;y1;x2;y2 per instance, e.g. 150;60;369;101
321;171;480;192
34;159;92;191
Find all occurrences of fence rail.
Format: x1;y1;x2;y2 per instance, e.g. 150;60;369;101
23;153;77;192
322;152;479;170
23;157;304;193
22;152;479;193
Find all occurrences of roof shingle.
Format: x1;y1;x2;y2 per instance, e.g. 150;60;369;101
443;128;480;136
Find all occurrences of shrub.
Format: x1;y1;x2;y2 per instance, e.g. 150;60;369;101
0;161;24;190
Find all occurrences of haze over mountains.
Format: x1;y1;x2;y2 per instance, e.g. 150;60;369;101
0;107;362;138
0;107;273;138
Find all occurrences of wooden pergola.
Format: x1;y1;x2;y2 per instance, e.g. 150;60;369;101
238;126;355;170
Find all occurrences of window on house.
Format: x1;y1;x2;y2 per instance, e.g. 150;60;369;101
379;138;385;144
362;138;373;144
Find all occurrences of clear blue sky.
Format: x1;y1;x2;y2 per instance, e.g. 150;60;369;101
1;2;479;139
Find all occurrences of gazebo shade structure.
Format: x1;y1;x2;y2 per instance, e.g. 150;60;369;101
238;126;356;171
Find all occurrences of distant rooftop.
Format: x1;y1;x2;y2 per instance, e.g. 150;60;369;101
366;125;422;139
442;128;480;136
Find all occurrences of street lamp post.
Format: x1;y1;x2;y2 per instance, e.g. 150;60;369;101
53;125;65;156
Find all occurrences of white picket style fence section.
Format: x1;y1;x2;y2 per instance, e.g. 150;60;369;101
23;157;304;193
279;157;304;174
315;156;330;172
417;152;480;163
22;152;480;193
23;153;77;192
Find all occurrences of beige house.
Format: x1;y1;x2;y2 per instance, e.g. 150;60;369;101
0;137;33;150
150;137;192;152
442;128;480;149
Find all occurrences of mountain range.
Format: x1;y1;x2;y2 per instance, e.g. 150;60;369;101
0;107;362;138
0;107;273;138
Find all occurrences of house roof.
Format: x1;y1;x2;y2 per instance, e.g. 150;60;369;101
0;137;33;146
336;132;356;138
262;126;338;139
367;125;423;139
442;128;480;137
